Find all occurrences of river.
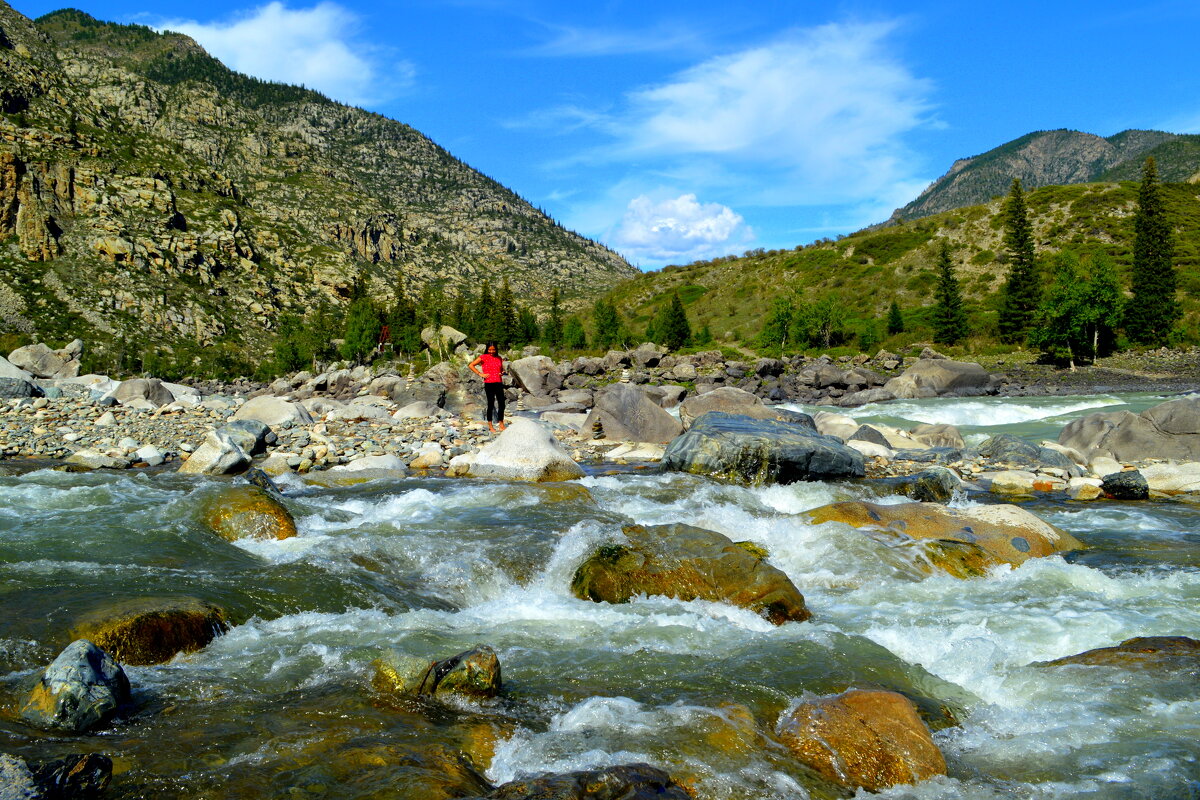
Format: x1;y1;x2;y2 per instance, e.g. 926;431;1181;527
1;393;1198;799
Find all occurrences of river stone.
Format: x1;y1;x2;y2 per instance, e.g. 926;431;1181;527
883;358;990;399
582;383;682;443
467;418;585;482
474;763;690;800
233;395;314;427
0;376;40;398
374;645;501;699
178;430;250;476
0;754;38;798
19;640;132;733
201;484;298;541
805;501;1085;577
220;419;272;456
1101;470;1149;500
1037;636;1200;671
910;423;965;449
678;386;772;428
113;377;174;408
330;454;408;473
777;689;947;792
71;597;228;665
393;400;441;419
1059;398;1200;462
509;355;561;397
64;449;129;470
1067;477;1104;500
571;523;811;624
892;466;962;503
849;424;890;448
1139;462;1200;494
662;412;863;485
976;434;1074;470
409;442;445;470
28;753;113;799
8;343;68;378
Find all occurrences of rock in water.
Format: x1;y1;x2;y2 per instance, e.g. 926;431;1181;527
678;386;776;428
19;640;132;733
882;358;991;398
661;412;864;485
571;523;810;624
30;753;113;798
71;597;228;665
1037;636;1200;671
1101;469;1149;500
805;500;1084;577
891;467;962;503
467;418;585;482
477;763;690;799
374;645;502;700
1059;397;1200;462
776;690;947;792
201;485;298;541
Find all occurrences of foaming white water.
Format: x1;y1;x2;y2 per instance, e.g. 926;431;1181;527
779;395;1123;429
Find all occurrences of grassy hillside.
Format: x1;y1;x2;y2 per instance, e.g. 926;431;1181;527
599;180;1200;356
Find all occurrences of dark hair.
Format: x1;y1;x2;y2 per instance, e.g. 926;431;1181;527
484;342;499;354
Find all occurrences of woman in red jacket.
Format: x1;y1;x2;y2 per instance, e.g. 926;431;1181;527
468;342;507;432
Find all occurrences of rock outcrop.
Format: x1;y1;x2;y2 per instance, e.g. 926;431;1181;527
582;383;682;443
1059;397;1200;462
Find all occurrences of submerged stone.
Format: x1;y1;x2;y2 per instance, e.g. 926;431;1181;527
571;523;810;624
474;763;690;800
19;640;132;733
374;645;502;700
201;484;298;541
71;597;228;665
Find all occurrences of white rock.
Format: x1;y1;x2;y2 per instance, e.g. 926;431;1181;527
135;445;165;466
467;418;585;482
1089;455;1123;479
846;440;895;459
118;437;140;451
392;401;441;419
94;411;117;427
233;395;314;427
0;355;35;381
605;442;666;462
65;449;128;470
985;469;1039;494
63;432;81;442
446;452;475;477
408;443;444;470
1140;461;1200;494
330;454;408;472
1066;477;1103;500
177;431;250;475
328;403;393;422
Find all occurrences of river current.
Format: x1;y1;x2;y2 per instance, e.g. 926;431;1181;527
1;393;1198;799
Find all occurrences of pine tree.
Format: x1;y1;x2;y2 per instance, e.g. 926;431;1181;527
653;292;692;350
694;325;713;346
493;278;519;347
542;288;564;349
997;179;1041;344
387;292;422;355
1125;157;1179;346
593;298;621;349
931;240;969;345
517;306;540;345
886;300;904;335
340;297;383;364
563;315;587;349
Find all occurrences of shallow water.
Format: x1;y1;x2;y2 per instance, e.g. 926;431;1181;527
1;394;1198;799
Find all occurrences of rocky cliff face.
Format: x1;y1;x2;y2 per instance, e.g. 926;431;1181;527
0;4;636;361
891;128;1188;223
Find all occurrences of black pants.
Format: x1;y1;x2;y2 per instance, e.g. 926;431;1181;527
484;382;505;423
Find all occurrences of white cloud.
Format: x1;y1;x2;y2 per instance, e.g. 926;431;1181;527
158;2;411;107
610;193;753;265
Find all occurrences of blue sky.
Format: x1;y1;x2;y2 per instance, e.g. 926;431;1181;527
13;0;1200;268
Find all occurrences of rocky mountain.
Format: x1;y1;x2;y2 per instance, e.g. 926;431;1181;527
891;128;1199;223
0;4;636;366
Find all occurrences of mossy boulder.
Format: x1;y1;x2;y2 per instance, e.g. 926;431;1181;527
374;645;501;700
71;597;229;665
776;689;947;792
805;500;1084;577
571;523;811;624
201;484;298;541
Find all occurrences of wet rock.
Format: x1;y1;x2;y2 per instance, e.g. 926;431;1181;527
1037;636;1200;672
892;466;962;502
662;412;862;485
19;640;132;733
883;358;990;399
63;449;129;470
30;753;113;799
473;763;690;800
582;383;682;443
571;523;811;624
976;434;1074;470
177;430;250;475
71;597;228;666
0;754;38;798
805;500;1084;577
374;645;501;699
777;689;947;792
1101;469;1149;500
677;386;774;429
201;484;298;541
467;418;585;481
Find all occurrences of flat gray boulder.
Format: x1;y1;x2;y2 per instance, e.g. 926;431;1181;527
583;383;682;443
466;418;585;482
233;395;314;427
1059;397;1200;462
0;354;35;381
883;358;990;399
8;343;78;378
662;412;864;485
113;378;175;408
679;386;773;429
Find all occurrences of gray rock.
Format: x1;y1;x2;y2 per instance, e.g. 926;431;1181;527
65;449;129;470
629;342;666;367
1101;470;1149;500
910;423;965;449
509;355;562;397
7;343;70;378
0;377;40;398
836;387;895;407
884;359;990;399
678;386;772;428
1059;398;1200;462
467;418;585;481
177;431;250;476
892;466;963;503
849;425;890;448
662;412;864;485
19;640;132;733
233;395;314;427
221;419;272;456
113;378;175;408
976;434;1073;470
556;389;594;407
582;383;682;443
29;753;113;799
476;764;690;800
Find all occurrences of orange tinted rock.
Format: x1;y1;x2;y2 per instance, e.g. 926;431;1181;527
777;689;947;792
202;484;297;541
71;597;228;665
1040;636;1200;671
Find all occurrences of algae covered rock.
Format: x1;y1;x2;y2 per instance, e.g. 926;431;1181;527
1038;636;1200;672
777;689;947;792
374;645;502;700
19;640;132;733
661;412;864;485
202;484;298;541
571;523;811;624
71;597;229;665
477;763;690;800
805;500;1084;577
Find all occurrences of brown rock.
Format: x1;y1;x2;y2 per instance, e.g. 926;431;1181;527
201;485;298;541
374;645;502;700
1039;636;1200;671
571;523;810;624
777;689;947;792
71;597;228;665
805;500;1084;577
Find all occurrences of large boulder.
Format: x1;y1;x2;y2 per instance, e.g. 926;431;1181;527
508;355;562;397
582;383;682;443
233;395;314;427
777;689;947;792
1;753;113;800
0;354;35;380
19;640;132;733
883;358;991;399
1059;397;1200;462
1101;469;1149;500
71;597;229;665
1140;462;1200;494
113;377;175;408
571;523;811;624
421;325;468;353
8;342;80;378
678;386;774;428
1037;636;1200;671
0;376;40;399
177;430;251;476
478;764;690;800
373;645;501;700
976;434;1074;470
466;418;585;482
805;500;1085;577
662;412;863;485
201;485;298;541
220;419;273;456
